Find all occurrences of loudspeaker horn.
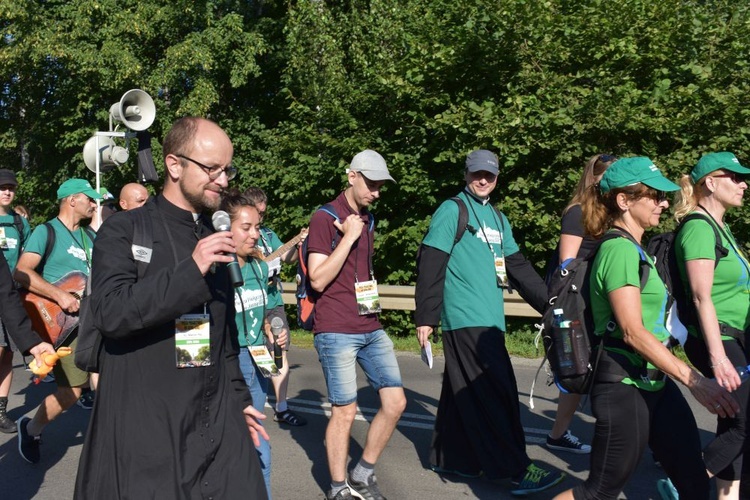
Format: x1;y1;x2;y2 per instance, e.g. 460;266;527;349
109;89;155;131
83;136;129;173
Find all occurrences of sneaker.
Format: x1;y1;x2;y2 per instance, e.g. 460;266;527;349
0;411;17;434
77;390;95;410
17;417;41;464
656;478;679;500
429;464;482;478
510;463;565;496
274;409;307;426
41;373;55;383
326;487;354;500
347;473;386;500
546;430;591;454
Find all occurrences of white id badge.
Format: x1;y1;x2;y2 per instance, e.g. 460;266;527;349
0;228;8;250
248;345;280;378
495;256;509;288
175;314;211;368
355;279;382;315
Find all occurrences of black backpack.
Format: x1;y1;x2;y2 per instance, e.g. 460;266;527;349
645;213;728;330
538;230;649;395
295;204;375;330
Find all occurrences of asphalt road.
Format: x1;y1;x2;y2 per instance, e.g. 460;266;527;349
0;344;718;499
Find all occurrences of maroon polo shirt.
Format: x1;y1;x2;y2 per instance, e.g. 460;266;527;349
307;192;382;334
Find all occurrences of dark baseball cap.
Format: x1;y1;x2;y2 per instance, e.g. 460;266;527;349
465;150;499;176
0;169;18;187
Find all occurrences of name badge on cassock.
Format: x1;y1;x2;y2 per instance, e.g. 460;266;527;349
175;314;211;368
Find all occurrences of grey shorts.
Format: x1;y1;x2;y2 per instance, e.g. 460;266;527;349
0;320;15;351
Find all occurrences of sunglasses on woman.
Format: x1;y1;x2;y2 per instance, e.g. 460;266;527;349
712;171;746;184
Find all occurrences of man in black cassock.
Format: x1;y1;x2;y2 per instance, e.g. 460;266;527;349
74;117;268;499
414;150;565;496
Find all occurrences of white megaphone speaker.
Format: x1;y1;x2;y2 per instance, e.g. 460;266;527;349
109;89;155;131
83;136;129;173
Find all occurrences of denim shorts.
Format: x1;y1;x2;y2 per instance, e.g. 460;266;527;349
314;329;403;405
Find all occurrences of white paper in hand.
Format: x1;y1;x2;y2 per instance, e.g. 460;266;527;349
421;342;433;369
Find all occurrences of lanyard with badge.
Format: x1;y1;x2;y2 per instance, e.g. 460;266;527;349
159;210;212;368
467;198;508;288
353;221;382;315
236;259;279;377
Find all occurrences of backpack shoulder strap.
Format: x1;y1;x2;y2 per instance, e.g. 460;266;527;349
12;212;25;248
600;229;650;291
317;203;340;251
40;222;56;269
678;212;729;267
449;196;469;246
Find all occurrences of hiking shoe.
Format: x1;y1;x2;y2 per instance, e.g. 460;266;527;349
510;463;565;496
77;390;95;410
326;487;354;500
347;473;386;500
0;413;16;434
429;464;482;478
546;430;591;454
17;417;41;464
274;409;307;426
656;478;679;500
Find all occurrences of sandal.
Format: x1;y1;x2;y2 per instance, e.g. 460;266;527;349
274;409;307;426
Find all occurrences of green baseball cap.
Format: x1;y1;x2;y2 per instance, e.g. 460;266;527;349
599;157;679;194
690;152;750;183
56;178;103;200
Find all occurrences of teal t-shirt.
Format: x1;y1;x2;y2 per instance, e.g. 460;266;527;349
422;191;520;331
675;214;750;338
0;213;31;270
24;219;94;283
234;258;269;348
258;227;285;309
590;235;669;391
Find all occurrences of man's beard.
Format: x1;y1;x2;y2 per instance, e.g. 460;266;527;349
180;178;220;212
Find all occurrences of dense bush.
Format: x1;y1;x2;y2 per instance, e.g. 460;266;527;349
3;0;750;335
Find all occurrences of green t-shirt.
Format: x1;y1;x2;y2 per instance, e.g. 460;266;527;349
590;235;669;391
258;227;285;309
422;191;520;331
24;219;94;283
234;258;269;348
675;214;750;338
0;213;31;270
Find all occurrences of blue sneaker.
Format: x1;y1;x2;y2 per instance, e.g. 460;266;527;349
657;478;679;500
510;463;565;496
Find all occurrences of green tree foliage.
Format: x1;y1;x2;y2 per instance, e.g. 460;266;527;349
3;0;750;334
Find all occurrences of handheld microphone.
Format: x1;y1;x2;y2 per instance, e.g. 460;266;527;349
270;317;284;369
211;210;244;288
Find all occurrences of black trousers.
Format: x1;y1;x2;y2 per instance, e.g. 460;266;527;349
573;379;708;500
430;327;530;479
685;334;750;480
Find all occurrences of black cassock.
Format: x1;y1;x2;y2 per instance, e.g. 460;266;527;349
75;195;266;499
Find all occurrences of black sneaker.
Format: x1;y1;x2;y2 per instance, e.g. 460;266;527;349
77;390;95;410
347;473;386;500
546;430;591;454
326;487;354;500
274;409;307;426
17;417;41;464
0;411;17;434
510;464;565;496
